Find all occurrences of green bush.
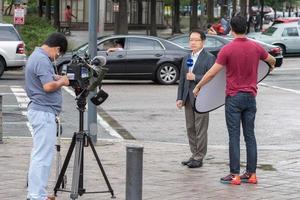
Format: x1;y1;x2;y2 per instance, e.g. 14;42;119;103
19;15;56;55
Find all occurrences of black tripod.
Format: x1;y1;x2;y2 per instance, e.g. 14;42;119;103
54;90;115;200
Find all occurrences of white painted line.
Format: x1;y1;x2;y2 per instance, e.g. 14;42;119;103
259;83;300;94
0;93;15;95
10;86;33;135
63;86;123;139
3;121;27;125
275;67;300;71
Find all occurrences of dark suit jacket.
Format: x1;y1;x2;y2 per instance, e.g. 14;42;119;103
177;49;216;106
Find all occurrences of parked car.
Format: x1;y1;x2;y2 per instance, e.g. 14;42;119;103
271;17;300;26
0;23;27;78
57;35;190;85
248;21;300;55
169;34;283;67
169;34;230;57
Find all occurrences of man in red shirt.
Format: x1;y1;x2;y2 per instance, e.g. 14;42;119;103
193;15;276;185
64;5;76;35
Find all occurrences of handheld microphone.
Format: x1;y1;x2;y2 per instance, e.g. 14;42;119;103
91;56;106;66
87;56;107;73
87;66;108;92
186;58;193;73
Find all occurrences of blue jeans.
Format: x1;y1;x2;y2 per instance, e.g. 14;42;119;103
27;109;56;200
225;92;257;174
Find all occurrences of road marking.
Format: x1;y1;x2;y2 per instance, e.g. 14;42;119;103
10;86;33;135
63;86;124;139
0;93;15;95
259;83;300;94
275;67;300;71
10;86;29;115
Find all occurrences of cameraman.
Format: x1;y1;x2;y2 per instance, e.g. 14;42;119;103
25;33;69;200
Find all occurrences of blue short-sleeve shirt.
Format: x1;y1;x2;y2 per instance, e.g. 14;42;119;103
25;47;62;114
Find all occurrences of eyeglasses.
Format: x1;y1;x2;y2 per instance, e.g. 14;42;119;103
189;38;202;42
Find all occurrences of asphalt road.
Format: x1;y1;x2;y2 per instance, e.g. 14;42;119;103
1;57;300;149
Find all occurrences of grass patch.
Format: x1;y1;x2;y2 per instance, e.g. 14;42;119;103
3;14;56;55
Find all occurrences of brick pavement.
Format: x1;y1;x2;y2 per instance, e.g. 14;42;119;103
1;138;300;200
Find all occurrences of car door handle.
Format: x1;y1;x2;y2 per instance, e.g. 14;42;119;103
117;54;124;58
155;53;163;57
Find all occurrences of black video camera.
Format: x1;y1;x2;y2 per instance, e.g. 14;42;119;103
60;54;109;105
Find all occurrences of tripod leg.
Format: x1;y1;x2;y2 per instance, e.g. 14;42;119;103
54;133;76;195
87;136;115;198
70;134;84;200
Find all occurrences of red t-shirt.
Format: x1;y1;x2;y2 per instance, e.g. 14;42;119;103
64;9;72;21
216;37;268;96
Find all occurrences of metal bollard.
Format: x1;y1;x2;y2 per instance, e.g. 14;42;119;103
0;95;2;143
126;145;143;200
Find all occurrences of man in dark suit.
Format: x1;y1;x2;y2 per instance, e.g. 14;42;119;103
176;30;215;168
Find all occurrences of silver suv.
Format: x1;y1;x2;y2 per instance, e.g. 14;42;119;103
0;23;27;77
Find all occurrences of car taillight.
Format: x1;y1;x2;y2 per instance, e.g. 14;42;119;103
270;47;281;56
16;42;25;54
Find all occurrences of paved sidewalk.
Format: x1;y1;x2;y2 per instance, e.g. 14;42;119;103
1;137;300;200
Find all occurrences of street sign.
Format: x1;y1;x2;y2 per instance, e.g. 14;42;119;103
14;6;25;25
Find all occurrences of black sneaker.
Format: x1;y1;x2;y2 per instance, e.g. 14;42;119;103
181;158;193;165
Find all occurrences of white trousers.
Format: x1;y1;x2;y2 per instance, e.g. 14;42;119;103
27;109;56;200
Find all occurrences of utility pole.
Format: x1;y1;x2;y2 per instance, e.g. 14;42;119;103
88;0;98;144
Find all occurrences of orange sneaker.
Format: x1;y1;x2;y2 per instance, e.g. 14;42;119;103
240;172;257;184
220;174;241;185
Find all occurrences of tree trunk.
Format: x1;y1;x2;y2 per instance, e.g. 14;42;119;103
118;0;128;34
137;0;143;25
38;0;43;17
150;0;157;36
232;0;237;16
207;0;214;24
0;0;3;22
240;0;247;17
248;0;254;16
221;0;228;17
4;0;13;15
53;0;60;30
260;0;264;30
45;0;51;21
172;0;181;34
190;0;198;31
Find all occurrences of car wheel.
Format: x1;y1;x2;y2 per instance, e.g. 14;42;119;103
0;58;5;78
156;63;179;85
275;44;286;56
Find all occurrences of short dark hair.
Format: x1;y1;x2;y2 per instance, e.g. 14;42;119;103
43;32;68;54
66;5;71;9
230;15;247;34
189;29;206;40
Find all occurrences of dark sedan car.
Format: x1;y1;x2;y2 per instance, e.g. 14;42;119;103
57;35;190;85
169;34;283;67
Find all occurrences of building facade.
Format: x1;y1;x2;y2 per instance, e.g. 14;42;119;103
60;0;165;30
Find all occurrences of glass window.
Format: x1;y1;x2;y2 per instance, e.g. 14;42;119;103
262;26;277;36
0;27;20;41
98;38;125;51
172;36;189;47
205;37;223;48
127;38;164;50
282;27;299;37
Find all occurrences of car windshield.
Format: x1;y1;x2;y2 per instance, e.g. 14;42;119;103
262;27;277;36
74;43;88;53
